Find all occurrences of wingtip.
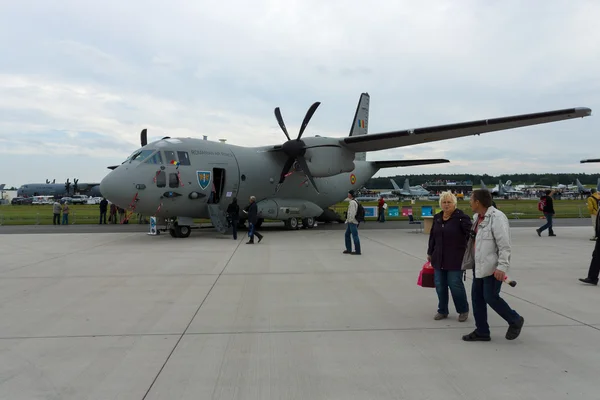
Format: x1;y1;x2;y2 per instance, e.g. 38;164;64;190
574;107;592;116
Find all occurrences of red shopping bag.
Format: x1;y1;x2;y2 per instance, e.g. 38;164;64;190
417;261;435;288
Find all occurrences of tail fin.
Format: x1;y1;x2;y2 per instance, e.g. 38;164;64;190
403;178;411;193
349;92;369;161
390;179;401;191
480;180;488;190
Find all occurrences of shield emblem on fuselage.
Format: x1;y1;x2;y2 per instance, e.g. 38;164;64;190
197;171;211;190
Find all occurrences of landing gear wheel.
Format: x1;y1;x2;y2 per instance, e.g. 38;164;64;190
169;228;177;238
285;217;299;230
176;225;191;238
302;217;315;229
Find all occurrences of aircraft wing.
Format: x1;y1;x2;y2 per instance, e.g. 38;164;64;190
341;107;591;153
370;159;449;168
581;159;600;163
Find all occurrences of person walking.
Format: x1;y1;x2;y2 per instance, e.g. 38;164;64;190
427;191;472;322
227;197;240;240
245;196;263;244
536;190;556;237
343;190;361;255
462;189;524;342
586;189;600;240
579;209;600;285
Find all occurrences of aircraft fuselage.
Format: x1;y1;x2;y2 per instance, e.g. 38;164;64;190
100;138;378;221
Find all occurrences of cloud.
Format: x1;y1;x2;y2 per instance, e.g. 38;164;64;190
0;0;599;187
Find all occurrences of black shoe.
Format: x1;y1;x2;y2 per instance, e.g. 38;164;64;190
506;316;524;340
343;250;351;254
579;278;598;285
549;233;556;237
246;241;254;244
536;229;541;237
351;252;361;255
462;330;491;342
258;236;262;243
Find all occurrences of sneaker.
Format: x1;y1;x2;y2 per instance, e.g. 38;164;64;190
579;277;599;285
536;229;541;237
343;250;351;254
434;313;448;320
462;330;491;342
506;316;524;340
458;312;469;322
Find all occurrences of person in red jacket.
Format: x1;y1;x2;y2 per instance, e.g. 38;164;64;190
377;196;386;222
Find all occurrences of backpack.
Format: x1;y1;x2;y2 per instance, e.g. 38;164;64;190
354;200;365;222
537;197;546;212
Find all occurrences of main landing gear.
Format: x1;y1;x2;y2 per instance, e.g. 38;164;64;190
159;217;194;238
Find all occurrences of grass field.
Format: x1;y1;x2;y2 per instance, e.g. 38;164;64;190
0;198;592;225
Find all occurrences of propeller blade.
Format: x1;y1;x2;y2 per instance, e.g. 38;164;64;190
278;157;296;184
295;156;319;194
297;102;321;140
141;129;147;147
274;108;291;141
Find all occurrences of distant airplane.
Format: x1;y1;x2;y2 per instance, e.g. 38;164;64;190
390;178;430;197
581;159;600;163
99;92;591;238
17;178;102;198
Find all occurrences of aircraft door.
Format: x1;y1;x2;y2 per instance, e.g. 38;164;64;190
209;166;239;205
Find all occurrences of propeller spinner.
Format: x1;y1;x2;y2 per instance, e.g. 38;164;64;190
273;102;321;193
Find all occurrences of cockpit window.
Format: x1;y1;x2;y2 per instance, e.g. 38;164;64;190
177;151;190;165
164;151;177;164
144;151;163;165
131;149;155;163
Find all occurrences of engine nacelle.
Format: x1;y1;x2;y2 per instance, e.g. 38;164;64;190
302;146;355;177
256;199;324;220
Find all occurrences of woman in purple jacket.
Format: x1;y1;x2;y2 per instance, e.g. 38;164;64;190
427;191;472;322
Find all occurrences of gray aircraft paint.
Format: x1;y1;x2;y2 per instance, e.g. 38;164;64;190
99;94;591;234
17;183;102;198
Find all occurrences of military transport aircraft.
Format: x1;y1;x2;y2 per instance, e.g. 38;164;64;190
17;178;102;198
99;93;591;238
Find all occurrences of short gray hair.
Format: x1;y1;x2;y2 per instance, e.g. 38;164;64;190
439;191;457;208
250;195;256;201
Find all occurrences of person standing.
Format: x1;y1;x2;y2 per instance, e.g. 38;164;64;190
227;197;240;240
52;200;61;225
536;190;556;237
427;191;472;322
245;196;263;244
377;195;386;222
462;189;524;342
99;198;108;224
586;189;600;241
343;190;361;255
62;201;70;225
579;209;600;285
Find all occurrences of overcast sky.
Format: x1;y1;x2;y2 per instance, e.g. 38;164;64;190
1;0;598;188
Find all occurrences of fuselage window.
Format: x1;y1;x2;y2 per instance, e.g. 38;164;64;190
145;151;163;165
164;151;177;165
177;151;191;165
156;171;166;188
168;173;179;188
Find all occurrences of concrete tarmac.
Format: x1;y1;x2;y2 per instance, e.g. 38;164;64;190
0;224;598;399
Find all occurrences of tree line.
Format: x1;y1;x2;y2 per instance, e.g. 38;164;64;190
366;173;600;189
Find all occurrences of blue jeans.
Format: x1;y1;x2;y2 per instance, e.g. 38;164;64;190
472;274;521;336
434;269;469;314
378;208;385;222
345;223;361;253
538;213;554;233
62;214;69;225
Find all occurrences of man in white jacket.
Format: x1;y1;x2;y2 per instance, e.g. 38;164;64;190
343;190;361;255
462;189;524;342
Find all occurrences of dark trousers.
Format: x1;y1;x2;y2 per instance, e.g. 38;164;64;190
539;213;554;234
231;217;239;240
472;274;521;336
99;211;107;224
248;223;262;242
586;238;600;280
53;213;60;225
434;269;469;314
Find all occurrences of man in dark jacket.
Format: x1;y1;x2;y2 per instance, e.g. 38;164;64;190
99;198;108;224
536;190;556;237
245;196;263;244
427;191;472;322
226;197;240;240
579;209;600;285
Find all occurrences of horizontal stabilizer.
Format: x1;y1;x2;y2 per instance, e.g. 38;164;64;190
581;159;600;163
342;107;591;153
371;159;449;168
